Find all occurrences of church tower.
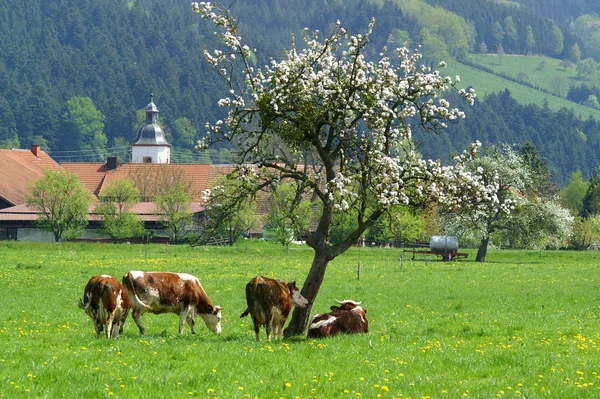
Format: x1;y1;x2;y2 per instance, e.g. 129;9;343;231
131;94;171;164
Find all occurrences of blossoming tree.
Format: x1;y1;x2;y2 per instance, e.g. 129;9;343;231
440;144;573;261
193;1;493;336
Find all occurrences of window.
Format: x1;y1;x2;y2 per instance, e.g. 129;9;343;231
143;156;152;163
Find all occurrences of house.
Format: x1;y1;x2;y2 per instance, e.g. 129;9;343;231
0;96;279;242
0;96;206;241
0;146;63;240
0;202;203;242
0;145;61;210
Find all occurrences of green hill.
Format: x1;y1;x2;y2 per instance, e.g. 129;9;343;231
446;57;600;120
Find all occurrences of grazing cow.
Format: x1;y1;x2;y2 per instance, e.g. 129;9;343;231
122;271;222;335
240;276;308;341
307;299;368;338
78;275;130;339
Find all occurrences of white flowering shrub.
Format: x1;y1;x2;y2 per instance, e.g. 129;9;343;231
193;2;494;334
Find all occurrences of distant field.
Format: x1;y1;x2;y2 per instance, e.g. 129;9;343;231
445;55;600;120
468;54;586;90
2;241;600;398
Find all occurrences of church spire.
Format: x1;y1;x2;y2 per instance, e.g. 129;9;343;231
131;94;171;164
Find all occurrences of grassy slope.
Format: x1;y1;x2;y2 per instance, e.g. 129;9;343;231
445;55;600;120
2;241;600;398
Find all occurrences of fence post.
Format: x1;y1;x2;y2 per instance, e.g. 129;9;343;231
400;251;403;271
357;242;361;280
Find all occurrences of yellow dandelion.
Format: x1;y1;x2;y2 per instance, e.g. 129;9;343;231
381;386;389;391
285;382;292;388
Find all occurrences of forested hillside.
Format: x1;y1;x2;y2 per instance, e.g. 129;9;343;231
513;0;600;24
413;90;600;185
0;0;599;185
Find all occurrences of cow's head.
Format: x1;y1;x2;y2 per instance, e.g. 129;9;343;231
331;299;363;312
200;305;223;334
288;280;309;308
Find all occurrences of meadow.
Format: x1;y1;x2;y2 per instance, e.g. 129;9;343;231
446;56;600;121
1;241;600;398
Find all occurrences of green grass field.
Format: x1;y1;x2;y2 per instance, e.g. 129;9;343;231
444;55;600;121
2;241;600;398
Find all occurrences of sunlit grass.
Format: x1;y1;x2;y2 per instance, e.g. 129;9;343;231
1;241;600;397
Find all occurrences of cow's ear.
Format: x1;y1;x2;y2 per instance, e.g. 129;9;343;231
214;305;223;314
330;306;340;311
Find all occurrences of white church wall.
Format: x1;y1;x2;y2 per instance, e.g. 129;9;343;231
131;146;171;164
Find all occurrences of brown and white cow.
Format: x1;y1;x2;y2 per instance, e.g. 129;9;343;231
307;299;368;338
78;275;130;339
122;271;222;335
240;276;308;341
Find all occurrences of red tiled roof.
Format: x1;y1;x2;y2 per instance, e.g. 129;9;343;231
62;162;212;201
0;147;62;207
58;163;107;197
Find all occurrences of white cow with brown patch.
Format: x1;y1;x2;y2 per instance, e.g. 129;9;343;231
122;271;222;335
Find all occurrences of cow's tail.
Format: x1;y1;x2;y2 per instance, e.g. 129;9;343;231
240;308;249;318
78;298;88;310
122;272;152;311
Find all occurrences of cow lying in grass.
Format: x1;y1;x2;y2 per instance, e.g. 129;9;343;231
307;300;368;338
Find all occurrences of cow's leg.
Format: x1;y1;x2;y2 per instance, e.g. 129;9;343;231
119;308;129;335
277;320;286;340
111;322;120;338
266;315;273;342
251;316;261;341
93;318;102;339
187;316;196;334
132;309;145;335
179;309;191;334
105;312;115;339
272;320;280;340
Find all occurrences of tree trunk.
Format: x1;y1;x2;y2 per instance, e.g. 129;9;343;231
476;237;489;262
284;250;330;337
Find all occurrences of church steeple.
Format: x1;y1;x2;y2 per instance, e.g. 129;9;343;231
131;94;171;164
145;93;159;124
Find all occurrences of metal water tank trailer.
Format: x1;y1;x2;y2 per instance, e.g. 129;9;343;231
429;235;459;259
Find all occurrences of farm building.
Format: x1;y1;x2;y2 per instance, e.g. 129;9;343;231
0;97;275;242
